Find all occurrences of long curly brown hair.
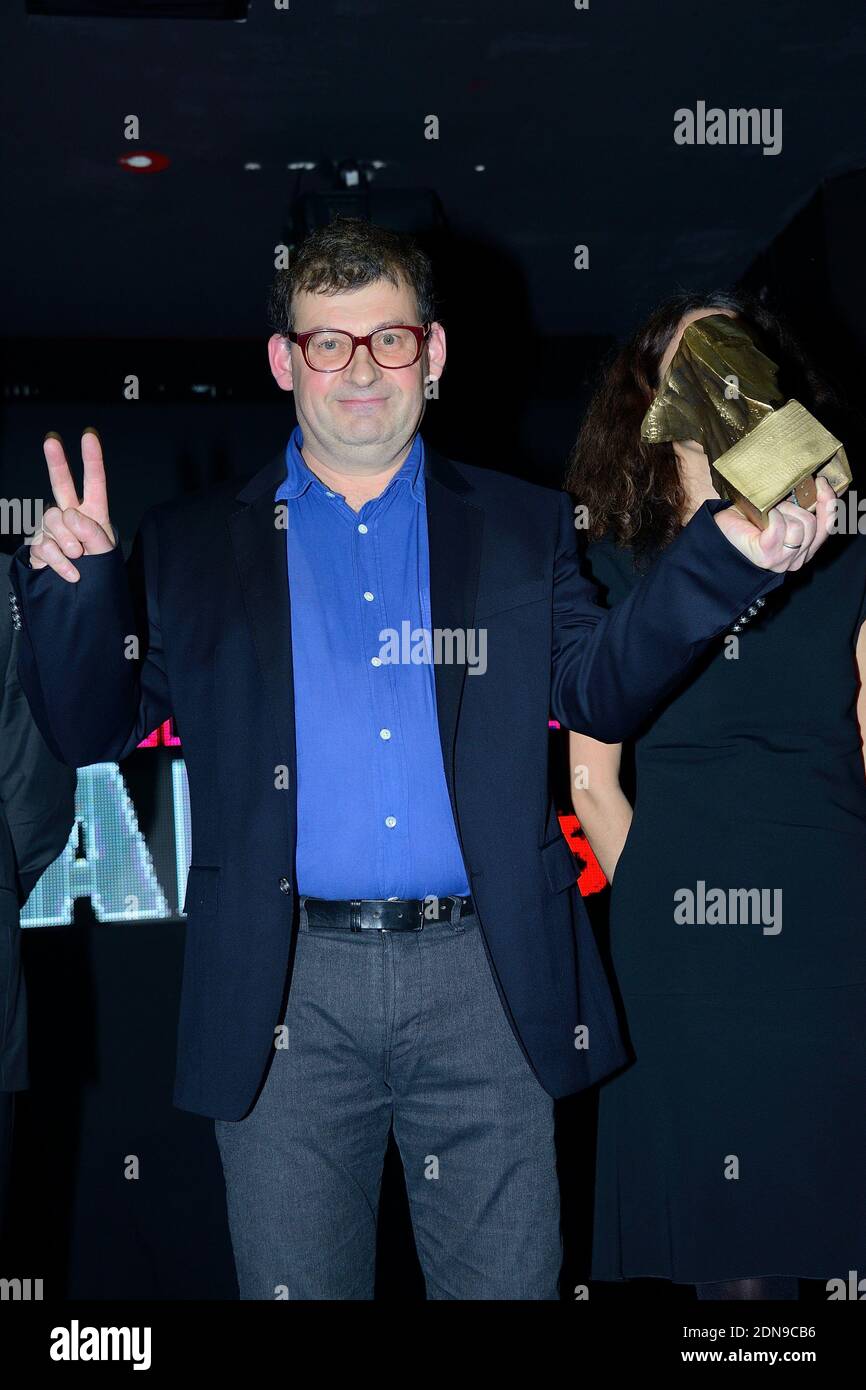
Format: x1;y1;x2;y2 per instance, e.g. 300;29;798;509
564;290;844;565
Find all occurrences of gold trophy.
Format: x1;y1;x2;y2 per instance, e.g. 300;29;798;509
640;313;850;528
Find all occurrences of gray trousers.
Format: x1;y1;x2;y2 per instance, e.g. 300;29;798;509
214;903;562;1300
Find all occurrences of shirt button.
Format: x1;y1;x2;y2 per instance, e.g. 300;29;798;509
357;523;368;534
363;591;374;601
371;656;382;666
379;728;391;740
325;490;336;498
278;876;292;894
384;816;397;828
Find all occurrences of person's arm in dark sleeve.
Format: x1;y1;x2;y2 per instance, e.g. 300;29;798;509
550;492;785;743
8;511;172;769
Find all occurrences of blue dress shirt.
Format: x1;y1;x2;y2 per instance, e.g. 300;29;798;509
275;425;471;899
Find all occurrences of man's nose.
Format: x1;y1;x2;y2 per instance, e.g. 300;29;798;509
344;345;380;386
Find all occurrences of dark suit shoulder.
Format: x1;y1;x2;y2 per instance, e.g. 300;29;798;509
142;449;563;546
137;472;254;541
445;457;563;510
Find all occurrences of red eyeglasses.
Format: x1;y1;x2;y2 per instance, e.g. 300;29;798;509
286;323;431;372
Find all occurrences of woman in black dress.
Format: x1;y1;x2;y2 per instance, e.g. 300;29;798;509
567;293;866;1300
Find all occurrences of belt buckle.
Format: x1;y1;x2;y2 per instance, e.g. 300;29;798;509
383;899;425;931
386;900;424;932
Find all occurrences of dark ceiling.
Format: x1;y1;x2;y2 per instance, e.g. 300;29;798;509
2;0;865;344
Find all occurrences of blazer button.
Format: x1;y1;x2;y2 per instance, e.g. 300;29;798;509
278;876;292;894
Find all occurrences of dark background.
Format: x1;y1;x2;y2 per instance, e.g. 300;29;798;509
1;0;865;1299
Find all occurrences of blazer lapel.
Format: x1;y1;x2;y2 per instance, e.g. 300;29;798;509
228;452;297;797
424;446;485;812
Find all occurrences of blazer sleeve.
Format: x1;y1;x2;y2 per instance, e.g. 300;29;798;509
8;511;172;769
551;492;786;743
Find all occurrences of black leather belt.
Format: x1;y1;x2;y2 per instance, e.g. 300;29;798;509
301;895;475;932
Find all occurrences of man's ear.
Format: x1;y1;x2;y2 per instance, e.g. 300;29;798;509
425;321;446;383
267;333;295;392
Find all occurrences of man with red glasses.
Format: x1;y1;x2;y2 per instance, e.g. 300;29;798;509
9;216;832;1300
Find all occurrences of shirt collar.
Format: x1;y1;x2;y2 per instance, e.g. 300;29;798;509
275;424;425;503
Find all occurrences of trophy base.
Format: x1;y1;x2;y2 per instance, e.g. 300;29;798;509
711;400;851;530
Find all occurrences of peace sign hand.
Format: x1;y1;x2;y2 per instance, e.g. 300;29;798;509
30;430;117;581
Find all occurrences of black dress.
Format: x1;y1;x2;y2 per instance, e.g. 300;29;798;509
582;520;866;1283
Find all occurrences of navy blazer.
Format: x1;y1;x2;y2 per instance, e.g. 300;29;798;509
9;445;785;1119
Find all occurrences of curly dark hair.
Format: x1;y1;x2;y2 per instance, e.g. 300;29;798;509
564;289;845;564
268;215;437;336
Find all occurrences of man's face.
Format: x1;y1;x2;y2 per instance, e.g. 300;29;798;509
267;277;446;467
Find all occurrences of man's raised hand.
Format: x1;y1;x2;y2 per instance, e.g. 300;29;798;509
30;430;117;581
713;473;836;572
